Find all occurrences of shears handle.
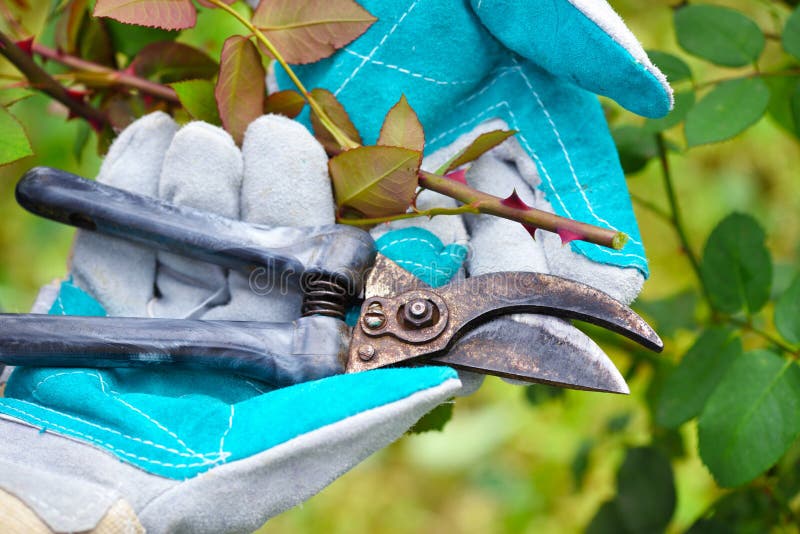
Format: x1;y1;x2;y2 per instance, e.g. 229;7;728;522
0;314;348;386
16;167;375;299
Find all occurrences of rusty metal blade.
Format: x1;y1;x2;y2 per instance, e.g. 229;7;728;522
364;254;430;299
429;316;629;394
438;273;663;352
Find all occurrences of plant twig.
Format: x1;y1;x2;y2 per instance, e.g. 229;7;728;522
656;133;711;304
31;43;179;103
630;193;671;222
206;0;359;150
338;204;480;227
419;171;627;249
0;30;107;129
727;316;800;358
695;69;800;90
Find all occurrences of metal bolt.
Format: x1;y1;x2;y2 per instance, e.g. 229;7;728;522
409;300;428;318
358;344;375;361
403;299;435;328
362;302;386;330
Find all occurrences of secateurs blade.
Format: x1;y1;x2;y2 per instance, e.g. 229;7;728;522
0;167;663;393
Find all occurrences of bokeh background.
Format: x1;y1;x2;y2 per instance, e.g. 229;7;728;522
1;1;799;532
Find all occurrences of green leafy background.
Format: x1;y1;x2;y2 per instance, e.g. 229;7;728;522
2;1;800;532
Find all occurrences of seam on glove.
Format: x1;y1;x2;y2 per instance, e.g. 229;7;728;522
334;0;420;96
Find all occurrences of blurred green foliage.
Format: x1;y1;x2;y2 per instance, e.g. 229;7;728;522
2;1;800;532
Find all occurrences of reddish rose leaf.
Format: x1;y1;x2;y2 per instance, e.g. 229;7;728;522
445;168;467;185
55;0;88;54
215;36;265;145
310;87;362;155
442;130;517;173
93;0;196;30
377;95;425;151
500;189;532;211
329;145;421;217
264;89;306;118
252;0;376;64
557;228;585;246
131;41;217;83
195;0;234;8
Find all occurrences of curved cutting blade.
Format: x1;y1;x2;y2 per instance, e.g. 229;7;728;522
430;316;629;394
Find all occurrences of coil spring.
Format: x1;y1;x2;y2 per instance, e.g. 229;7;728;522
301;274;348;319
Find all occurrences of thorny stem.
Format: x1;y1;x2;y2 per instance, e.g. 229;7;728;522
31;43;179;104
207;0;358;150
338;205;481;227
656;133;711;304
419;171;627;249
0;30;108;129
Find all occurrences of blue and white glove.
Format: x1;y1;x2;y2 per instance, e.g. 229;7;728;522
0;113;477;533
277;0;672;364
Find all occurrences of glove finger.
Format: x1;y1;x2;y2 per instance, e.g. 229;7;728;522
203;115;333;321
71;112;178;316
150;122;243;319
470;0;672;118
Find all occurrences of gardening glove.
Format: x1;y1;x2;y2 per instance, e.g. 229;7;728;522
0;112;478;534
278;0;672;362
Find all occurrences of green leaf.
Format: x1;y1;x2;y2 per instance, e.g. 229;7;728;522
252;0;376;64
93;0;196;30
656;327;742;429
644;91;695;133
329;145;421;217
685;78;770;147
309;88;362;155
0;88;33;107
635;289;698;338
616;447;676;533
674;5;765;67
408;402;453;434
784;7;800;61
764;75;800;139
571;439;593;490
72;120;91;164
171;80;220;124
611;126;657;175
441;130;517;174
707;487;780;532
131;42;217;83
0;106;33;166
586;501;630;534
106;19;179;58
215;36;265;145
775;273;800;344
378;95;425;152
523;384;565;405
647;50;692;83
264;90;306;119
699;350;800;487
701;213;772;314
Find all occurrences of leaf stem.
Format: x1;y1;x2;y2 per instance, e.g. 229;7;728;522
338;204;480;227
30;43;179;103
207;0;358;150
630;193;671;222
695;68;800;90
419;171;627;249
0;30;108;129
726;316;800;358
656;133;712;305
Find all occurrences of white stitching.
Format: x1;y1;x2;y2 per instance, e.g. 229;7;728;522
392;259;452;277
334;0;420;96
378;236;438;252
341;48;477;86
509;57;642;246
0;404;228;469
219;405;234;461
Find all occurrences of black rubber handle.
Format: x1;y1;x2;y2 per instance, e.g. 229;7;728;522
0;314;349;387
16;167;375;295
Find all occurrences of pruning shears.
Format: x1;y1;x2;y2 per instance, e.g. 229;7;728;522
0;167;662;393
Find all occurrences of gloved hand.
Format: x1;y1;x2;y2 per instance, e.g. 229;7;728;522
0;112;478;533
279;0;671;358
